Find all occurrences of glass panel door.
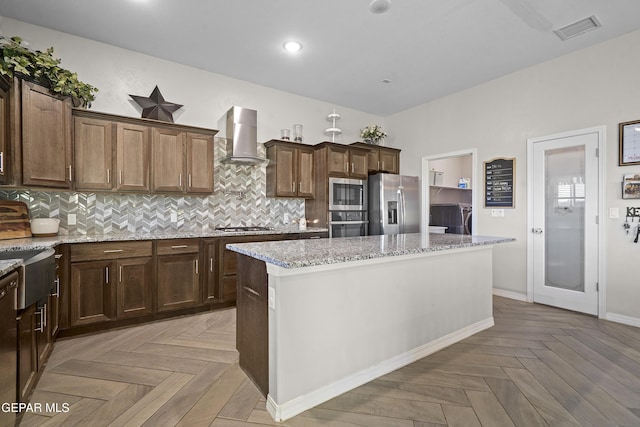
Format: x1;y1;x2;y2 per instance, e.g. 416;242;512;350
531;129;599;315
545;146;585;291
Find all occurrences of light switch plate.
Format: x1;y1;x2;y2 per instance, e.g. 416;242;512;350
491;209;505;217
67;213;77;225
609;207;619;219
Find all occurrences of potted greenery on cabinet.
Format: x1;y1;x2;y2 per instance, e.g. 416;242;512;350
0;36;98;107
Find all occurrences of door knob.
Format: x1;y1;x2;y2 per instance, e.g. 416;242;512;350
532;228;543;234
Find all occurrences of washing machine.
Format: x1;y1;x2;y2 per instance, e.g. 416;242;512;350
462;204;472;235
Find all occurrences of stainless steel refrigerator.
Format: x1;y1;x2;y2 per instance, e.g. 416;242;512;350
368;173;420;235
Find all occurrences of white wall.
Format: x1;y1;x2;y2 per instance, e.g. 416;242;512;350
388;29;640;321
1;18;382;145
430;155;473;188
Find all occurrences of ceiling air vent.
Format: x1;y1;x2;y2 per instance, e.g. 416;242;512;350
554;15;601;41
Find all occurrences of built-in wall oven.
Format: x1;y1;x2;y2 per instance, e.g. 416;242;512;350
328;178;368;238
329;210;368;238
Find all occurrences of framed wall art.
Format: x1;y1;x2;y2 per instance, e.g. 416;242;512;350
619;120;640;166
623;174;640;199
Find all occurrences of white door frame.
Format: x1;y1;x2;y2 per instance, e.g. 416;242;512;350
526;126;607;317
421;148;478;234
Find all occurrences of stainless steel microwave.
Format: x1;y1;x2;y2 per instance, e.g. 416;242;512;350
328;177;367;211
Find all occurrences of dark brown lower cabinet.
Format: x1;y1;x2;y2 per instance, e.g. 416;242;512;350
16;304;37;403
236;254;269;396
156;239;200;312
116;257;153;318
203;241;218;303
69;241;154;326
59;234;327;332
35;302;53;372
70;260;115;326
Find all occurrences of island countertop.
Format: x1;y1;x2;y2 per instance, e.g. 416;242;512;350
227;233;515;269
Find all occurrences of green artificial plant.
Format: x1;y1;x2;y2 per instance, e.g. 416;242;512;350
0;36;98;107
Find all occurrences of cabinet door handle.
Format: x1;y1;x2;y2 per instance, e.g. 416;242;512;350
179;174;182;187
119;170;123;185
35;306;45;332
68;165;72;181
43;303;47;328
299;182;302;193
54;254;63;260
195;259;199;274
188;174;192;188
52;277;60;297
351;163;354;173
107;168;111;184
171;245;188;249
119;265;123;283
103;249;124;253
243;286;260;297
381;161;385;170
377;161;380;170
210;257;214;272
105;266;109;284
0;151;4;174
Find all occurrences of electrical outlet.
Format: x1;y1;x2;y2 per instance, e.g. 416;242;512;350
171;212;178;222
67;213;77;225
491;209;505;217
268;287;276;309
284;213;291;225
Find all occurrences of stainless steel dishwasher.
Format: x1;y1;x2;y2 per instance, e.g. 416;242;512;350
0;270;19;427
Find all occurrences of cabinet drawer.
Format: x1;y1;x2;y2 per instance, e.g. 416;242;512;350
156;239;199;255
70;241;152;262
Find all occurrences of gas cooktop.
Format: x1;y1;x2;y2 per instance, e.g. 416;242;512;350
215;226;273;232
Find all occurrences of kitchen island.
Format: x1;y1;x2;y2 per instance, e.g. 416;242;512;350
228;232;515;422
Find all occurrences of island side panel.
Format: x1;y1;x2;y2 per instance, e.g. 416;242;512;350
267;246;494;420
236;253;269;396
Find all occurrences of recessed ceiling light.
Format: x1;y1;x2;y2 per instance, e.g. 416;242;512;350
369;0;391;14
283;41;302;53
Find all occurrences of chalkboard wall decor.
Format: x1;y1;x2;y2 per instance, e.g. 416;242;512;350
484;157;515;208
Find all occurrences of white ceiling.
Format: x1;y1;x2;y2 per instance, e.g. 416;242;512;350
2;0;640;116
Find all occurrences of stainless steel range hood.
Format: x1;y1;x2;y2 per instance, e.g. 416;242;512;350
220;106;269;165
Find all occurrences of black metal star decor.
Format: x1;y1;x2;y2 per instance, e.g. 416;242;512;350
129;86;183;123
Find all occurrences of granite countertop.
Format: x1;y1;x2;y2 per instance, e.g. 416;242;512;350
0;259;22;276
0;227;328;253
227;233;515;268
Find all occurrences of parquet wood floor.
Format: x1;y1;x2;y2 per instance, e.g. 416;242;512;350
19;297;640;426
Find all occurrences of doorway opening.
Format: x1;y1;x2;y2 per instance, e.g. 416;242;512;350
421;149;478;235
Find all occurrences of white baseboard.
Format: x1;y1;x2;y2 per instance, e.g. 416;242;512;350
604;312;640;328
266;316;495;422
493;288;527;302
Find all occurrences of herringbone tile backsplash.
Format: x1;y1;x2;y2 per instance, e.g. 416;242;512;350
0;139;305;234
